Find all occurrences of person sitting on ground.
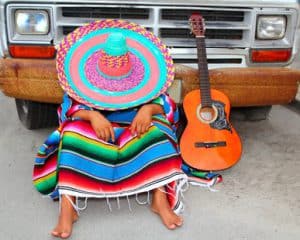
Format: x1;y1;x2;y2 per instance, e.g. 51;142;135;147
33;19;187;239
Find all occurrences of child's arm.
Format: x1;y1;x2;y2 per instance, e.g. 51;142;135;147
130;103;164;137
73;110;115;142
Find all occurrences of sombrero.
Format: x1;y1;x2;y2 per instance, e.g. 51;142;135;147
56;19;175;110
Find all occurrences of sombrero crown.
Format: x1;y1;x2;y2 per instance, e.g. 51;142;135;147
56;19;175;110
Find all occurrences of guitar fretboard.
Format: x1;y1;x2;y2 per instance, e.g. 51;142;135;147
196;36;212;107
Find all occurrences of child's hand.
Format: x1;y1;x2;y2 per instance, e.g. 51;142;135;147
130;104;164;137
130;107;151;137
89;111;115;142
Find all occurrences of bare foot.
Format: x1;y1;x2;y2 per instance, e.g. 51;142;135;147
151;187;183;230
51;195;78;239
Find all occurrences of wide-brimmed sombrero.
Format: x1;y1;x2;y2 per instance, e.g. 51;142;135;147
56;19;175;110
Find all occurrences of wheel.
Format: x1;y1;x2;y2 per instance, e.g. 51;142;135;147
231;106;272;121
15;99;58;129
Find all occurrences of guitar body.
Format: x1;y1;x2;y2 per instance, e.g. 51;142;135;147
180;88;242;171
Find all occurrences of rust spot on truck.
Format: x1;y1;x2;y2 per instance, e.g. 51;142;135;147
12;62;20;78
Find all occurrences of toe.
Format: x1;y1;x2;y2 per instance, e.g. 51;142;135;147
175;217;183;227
167;223;176;230
51;230;60;237
61;232;71;239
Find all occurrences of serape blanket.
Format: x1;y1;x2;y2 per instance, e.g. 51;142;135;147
33;93;187;212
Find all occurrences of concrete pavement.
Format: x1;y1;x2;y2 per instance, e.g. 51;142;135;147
0;93;299;240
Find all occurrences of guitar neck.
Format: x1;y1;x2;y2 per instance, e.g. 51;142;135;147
196;37;212;107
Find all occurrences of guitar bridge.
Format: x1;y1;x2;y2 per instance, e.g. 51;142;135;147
194;141;227;148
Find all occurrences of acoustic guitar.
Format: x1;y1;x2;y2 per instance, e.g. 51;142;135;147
179;13;242;171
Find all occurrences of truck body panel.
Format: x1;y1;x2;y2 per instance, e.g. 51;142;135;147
0;0;299;126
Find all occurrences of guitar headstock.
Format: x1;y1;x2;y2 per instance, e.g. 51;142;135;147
189;13;206;37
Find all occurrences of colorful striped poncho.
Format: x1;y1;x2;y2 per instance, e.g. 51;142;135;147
33;93;188;213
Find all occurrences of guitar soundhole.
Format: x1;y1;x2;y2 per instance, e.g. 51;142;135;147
197;105;218;124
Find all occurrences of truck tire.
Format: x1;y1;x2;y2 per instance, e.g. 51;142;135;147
231;106;272;121
15;99;58;129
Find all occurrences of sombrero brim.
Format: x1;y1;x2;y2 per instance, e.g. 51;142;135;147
56;19;174;110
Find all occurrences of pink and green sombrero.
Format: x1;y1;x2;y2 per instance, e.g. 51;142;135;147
56;19;175;110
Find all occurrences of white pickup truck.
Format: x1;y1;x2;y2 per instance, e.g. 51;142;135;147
0;0;299;128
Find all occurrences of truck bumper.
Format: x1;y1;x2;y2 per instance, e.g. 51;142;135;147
0;58;299;106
